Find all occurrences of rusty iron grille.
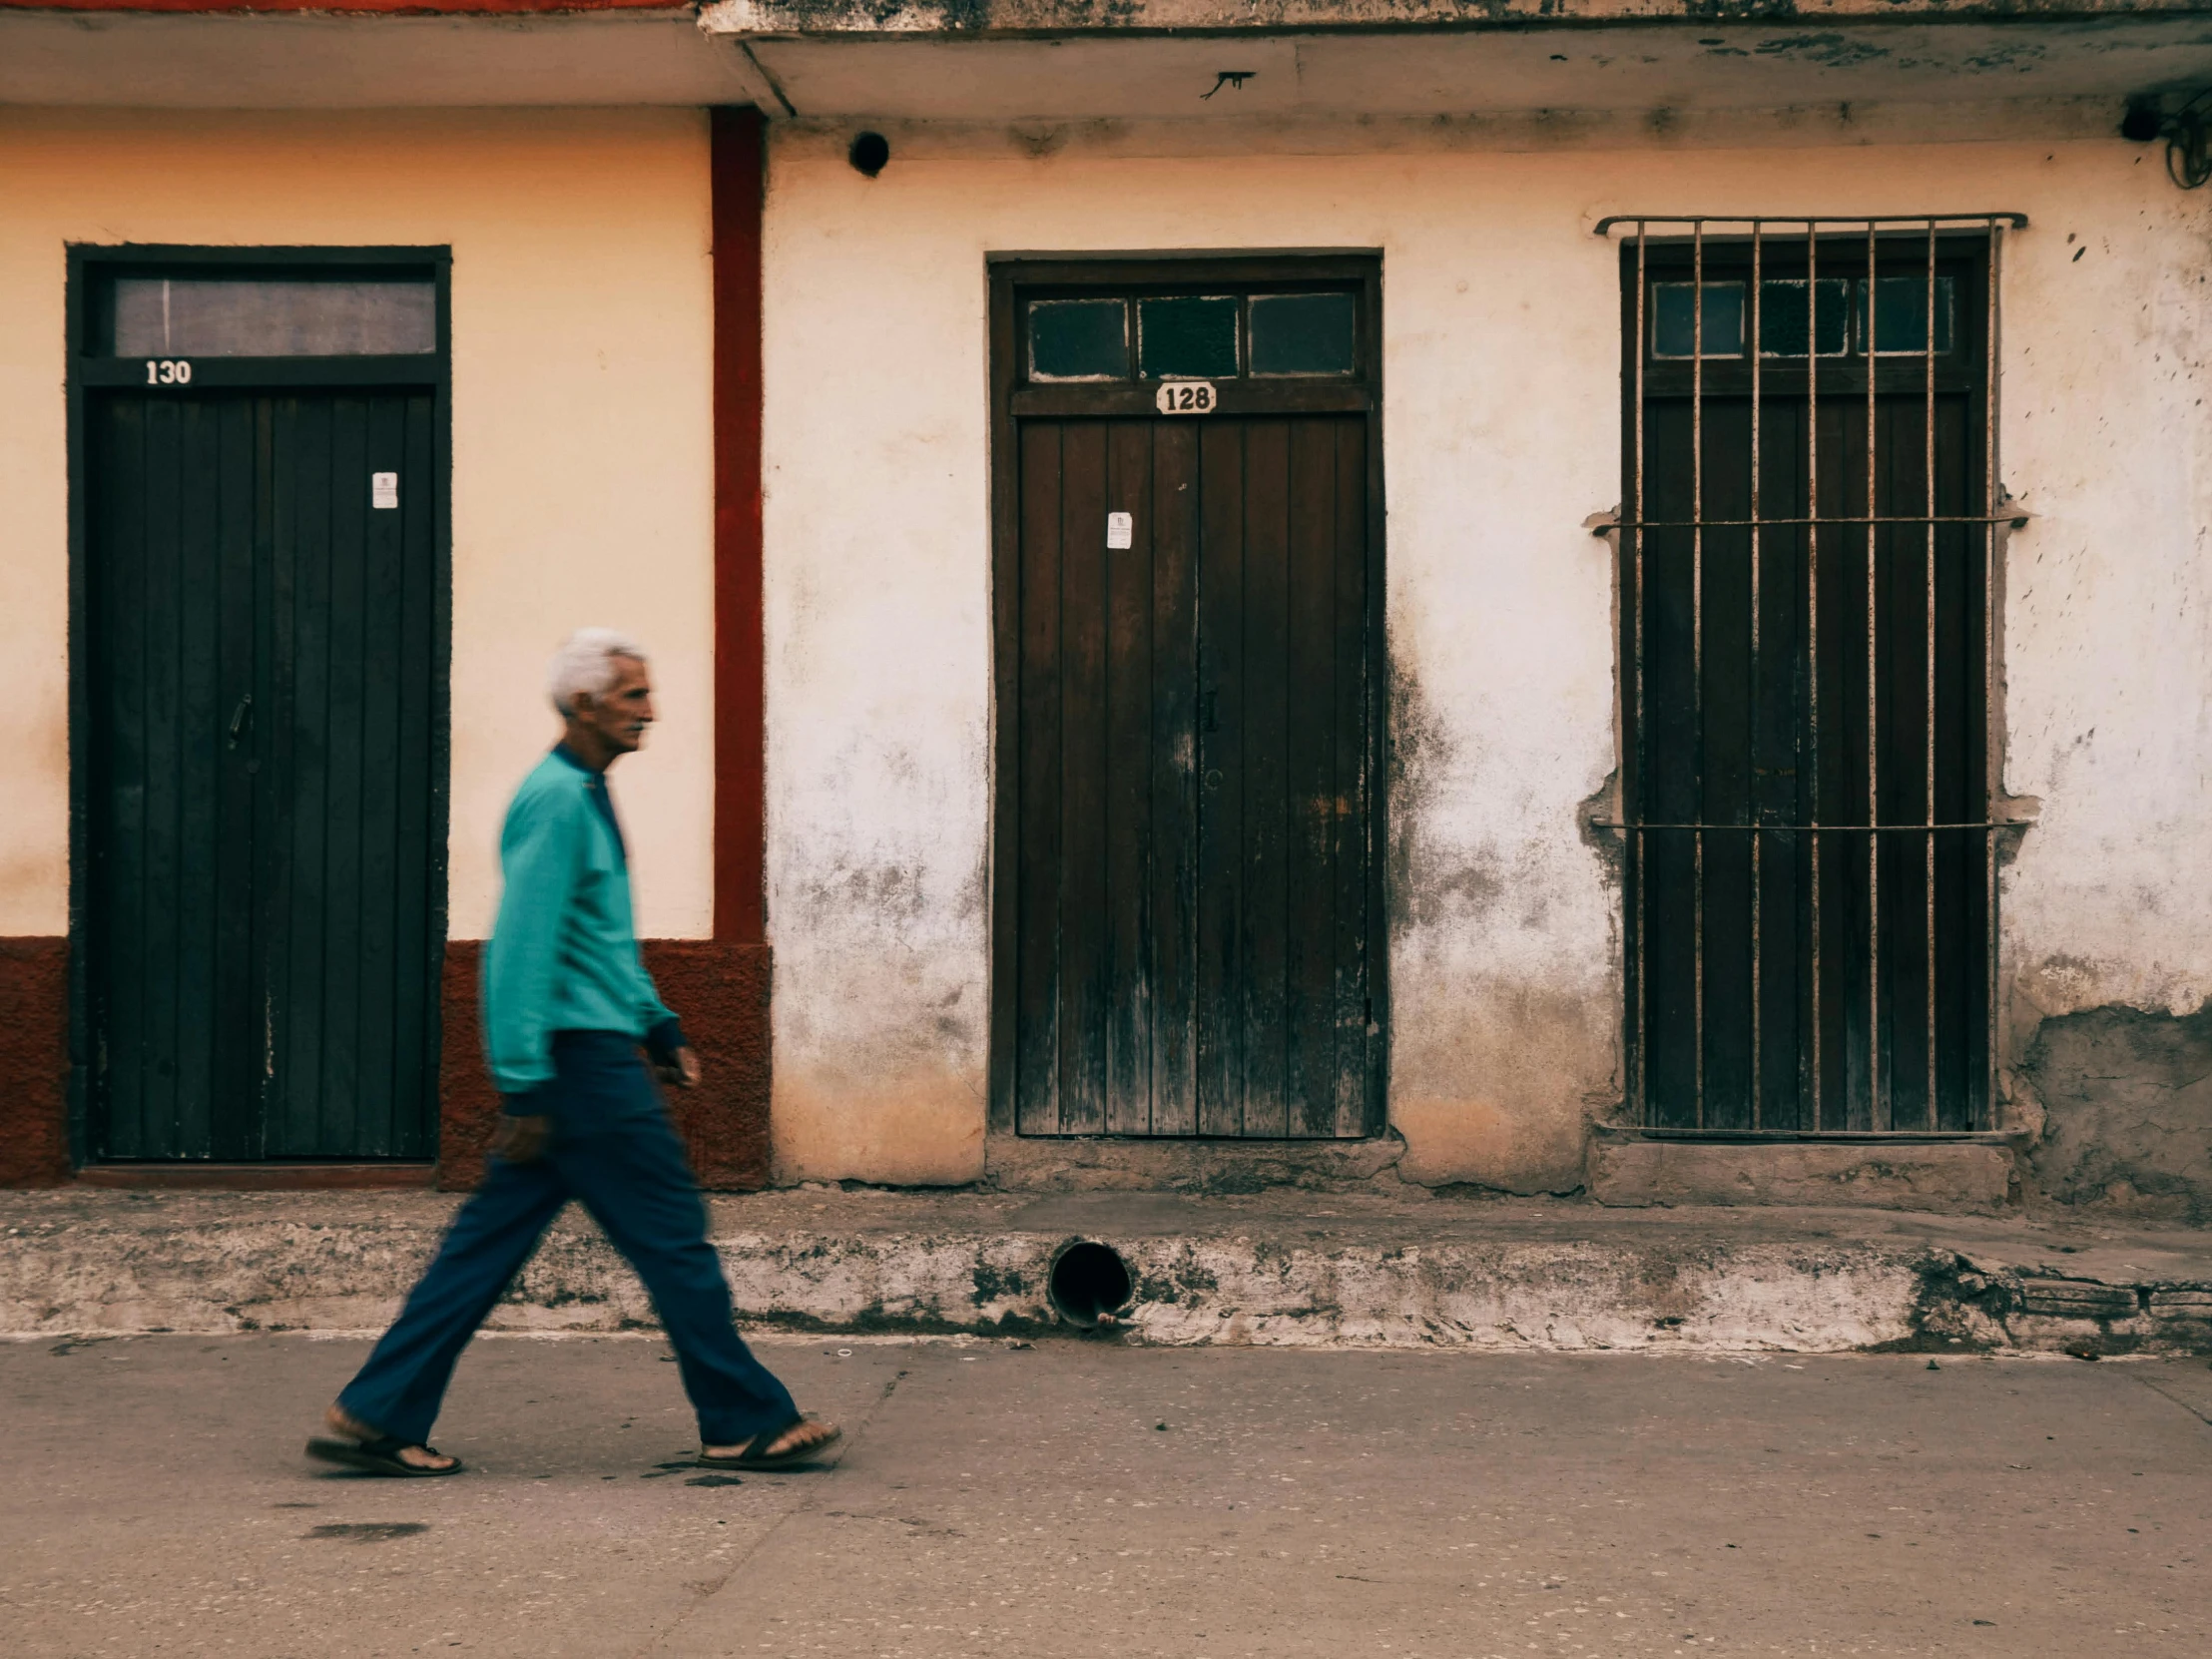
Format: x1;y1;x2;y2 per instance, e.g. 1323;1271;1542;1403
1598;215;2024;1134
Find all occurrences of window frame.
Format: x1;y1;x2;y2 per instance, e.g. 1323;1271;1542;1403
1002;255;1380;420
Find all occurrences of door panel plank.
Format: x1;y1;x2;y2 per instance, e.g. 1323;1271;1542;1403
1014;424;1066;1134
1283;418;1341;1137
1754;402;1808;1130
171;399;224;1158
1237;419;1293;1140
354;397;406;1156
274;396;333;1156
1639;401;1700;1124
1147;423;1201;1137
94;400;151;1157
1054;423;1110;1136
1699;398;1755;1130
391;394;439;1157
315;397;370;1156
1194;420;1249;1138
1328;417;1377;1136
1103;421;1155;1135
212;397;262;1158
141;398;189;1152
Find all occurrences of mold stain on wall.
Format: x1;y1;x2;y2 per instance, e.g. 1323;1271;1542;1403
2019;995;2212;1223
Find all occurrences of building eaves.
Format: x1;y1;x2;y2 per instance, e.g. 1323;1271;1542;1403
700;0;2212;37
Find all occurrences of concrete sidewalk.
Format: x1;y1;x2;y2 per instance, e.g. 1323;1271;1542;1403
7;1186;2212;1354
3;1334;2209;1657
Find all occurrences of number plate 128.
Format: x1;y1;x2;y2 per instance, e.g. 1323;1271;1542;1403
1155;380;1217;415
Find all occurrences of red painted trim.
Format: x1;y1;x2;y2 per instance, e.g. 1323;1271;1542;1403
0;938;70;1187
711;105;769;948
78;1163;436;1190
0;0;678;13
435;939;770;1191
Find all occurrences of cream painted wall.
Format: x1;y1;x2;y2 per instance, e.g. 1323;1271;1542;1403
762;125;2212;1188
0;107;717;940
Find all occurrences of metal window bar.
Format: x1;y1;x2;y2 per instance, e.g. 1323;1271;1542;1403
1598;214;2024;1134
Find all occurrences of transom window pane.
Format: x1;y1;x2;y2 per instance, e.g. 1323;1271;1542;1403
1860;275;1956;355
1757;278;1851;357
1654;275;1958;358
109;276;435;357
1249;291;1356;376
1029;298;1129;380
1138;295;1239;379
1651;281;1745;358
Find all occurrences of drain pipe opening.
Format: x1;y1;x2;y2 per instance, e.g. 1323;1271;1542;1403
1047;1240;1134;1330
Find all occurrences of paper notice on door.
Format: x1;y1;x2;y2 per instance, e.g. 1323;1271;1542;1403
371;472;398;510
1106;511;1133;550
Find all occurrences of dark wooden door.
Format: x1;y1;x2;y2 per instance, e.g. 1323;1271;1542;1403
1011;412;1380;1137
88;389;442;1159
1620;236;1992;1132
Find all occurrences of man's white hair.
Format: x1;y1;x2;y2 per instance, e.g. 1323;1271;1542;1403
547;628;648;715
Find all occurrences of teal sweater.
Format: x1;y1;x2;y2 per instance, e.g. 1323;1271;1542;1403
483;747;682;1100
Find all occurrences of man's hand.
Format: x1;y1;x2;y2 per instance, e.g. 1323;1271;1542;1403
655;1046;702;1091
488;1113;551;1165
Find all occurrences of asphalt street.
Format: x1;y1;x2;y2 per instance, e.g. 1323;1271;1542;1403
2;1334;2207;1658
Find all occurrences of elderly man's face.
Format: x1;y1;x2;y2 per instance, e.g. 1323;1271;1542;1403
571;655;654;756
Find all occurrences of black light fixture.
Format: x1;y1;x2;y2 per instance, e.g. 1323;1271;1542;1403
2121;93;2212;189
848;131;890;178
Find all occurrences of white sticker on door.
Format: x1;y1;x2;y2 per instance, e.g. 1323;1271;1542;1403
1106;511;1134;550
371;472;398;510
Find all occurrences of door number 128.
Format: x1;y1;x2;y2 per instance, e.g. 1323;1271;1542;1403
145;359;193;385
1155;380;1217;414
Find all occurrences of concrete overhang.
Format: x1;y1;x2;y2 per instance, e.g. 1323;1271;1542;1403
0;0;2204;120
0;10;782;107
713;18;2212;121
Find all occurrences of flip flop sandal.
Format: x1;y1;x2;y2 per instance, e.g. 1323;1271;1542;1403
697;1414;841;1470
305;1433;465;1477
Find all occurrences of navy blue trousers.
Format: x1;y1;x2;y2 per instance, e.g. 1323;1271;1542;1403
337;1031;797;1447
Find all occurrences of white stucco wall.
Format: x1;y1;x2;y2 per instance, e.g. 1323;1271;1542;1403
0;107;717;941
763;123;2212;1188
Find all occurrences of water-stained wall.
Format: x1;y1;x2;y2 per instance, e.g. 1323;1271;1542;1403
762;119;2212;1193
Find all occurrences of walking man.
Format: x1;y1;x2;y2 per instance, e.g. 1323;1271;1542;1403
306;629;838;1477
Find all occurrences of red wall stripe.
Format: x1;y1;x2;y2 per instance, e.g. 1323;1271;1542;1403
711;105;769;947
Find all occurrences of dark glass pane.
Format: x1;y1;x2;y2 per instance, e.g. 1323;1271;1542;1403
110;277;435;356
1138;295;1239;379
1859;276;1955;355
1651;280;1744;359
1249;291;1357;376
1028;298;1128;380
1757;278;1851;357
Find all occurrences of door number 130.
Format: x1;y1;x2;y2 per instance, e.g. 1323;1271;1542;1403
145;359;193;384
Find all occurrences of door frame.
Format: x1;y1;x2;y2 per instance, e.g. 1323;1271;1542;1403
65;243;454;1165
983;252;1389;1138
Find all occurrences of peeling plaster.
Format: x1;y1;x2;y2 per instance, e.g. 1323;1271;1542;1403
762;132;2212;1197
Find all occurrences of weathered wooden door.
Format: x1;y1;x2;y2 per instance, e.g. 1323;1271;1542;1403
1618;227;1995;1132
81;256;447;1160
993;262;1385;1138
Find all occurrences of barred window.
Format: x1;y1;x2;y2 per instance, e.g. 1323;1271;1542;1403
1600;216;2024;1133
